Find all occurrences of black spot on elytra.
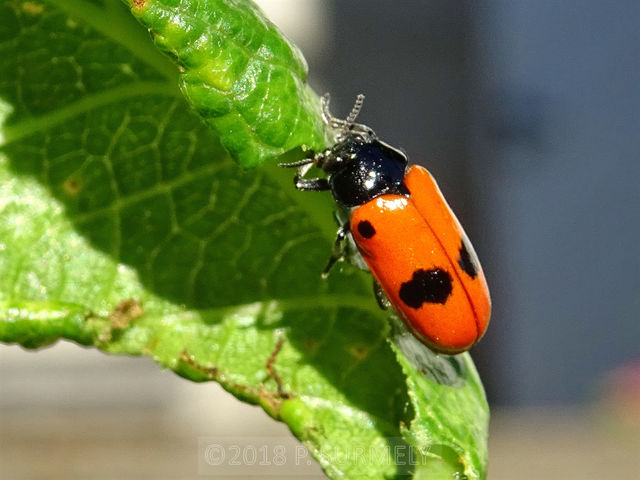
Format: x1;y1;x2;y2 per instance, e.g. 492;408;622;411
399;268;452;308
457;237;478;279
357;220;376;238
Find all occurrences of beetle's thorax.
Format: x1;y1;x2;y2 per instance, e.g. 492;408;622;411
319;134;409;208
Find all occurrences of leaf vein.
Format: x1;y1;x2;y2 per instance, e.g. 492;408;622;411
0;83;179;146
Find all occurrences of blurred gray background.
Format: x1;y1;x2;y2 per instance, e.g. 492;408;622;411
1;1;638;478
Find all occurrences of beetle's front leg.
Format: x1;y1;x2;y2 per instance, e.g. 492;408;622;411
294;174;330;192
279;153;330;192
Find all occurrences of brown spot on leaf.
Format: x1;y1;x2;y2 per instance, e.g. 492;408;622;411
265;338;290;398
348;344;370;360
178;350;291;418
109;298;143;329
303;338;319;354
179;350;219;379
63;176;83;195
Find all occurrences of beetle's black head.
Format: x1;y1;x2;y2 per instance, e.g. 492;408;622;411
318;133;409;208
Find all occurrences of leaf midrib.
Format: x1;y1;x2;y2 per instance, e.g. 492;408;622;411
0;82;179;146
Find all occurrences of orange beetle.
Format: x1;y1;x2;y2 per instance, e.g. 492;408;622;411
281;94;491;354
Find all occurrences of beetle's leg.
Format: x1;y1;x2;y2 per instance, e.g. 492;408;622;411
373;280;391;310
322;223;349;278
280;154;330;192
294;168;330;191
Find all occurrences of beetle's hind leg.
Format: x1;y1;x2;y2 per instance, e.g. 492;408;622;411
373;280;392;310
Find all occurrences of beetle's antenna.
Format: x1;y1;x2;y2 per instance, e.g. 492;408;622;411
277;157;315;168
321;93;346;129
345;94;365;128
321;92;375;142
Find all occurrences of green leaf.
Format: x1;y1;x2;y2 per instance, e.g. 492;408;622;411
0;1;488;479
129;0;327;168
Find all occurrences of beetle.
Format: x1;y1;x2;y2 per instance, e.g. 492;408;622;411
280;94;491;354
